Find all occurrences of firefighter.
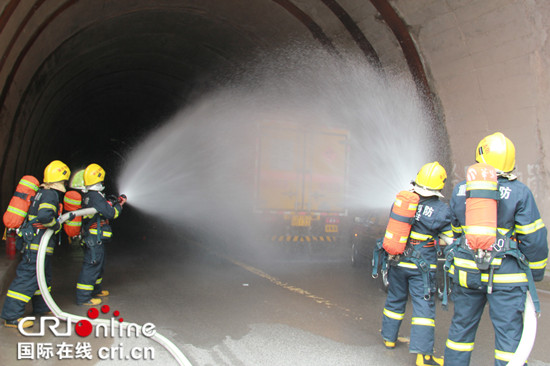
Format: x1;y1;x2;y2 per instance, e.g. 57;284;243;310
381;162;453;366
76;163;126;306
444;132;548;366
1;160;70;328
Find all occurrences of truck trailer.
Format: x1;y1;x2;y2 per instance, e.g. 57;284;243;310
254;122;349;245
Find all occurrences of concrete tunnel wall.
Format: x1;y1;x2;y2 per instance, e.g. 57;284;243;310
0;0;549;256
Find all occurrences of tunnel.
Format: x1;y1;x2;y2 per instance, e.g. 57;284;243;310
1;1;550;365
0;0;461;248
1;0;550;220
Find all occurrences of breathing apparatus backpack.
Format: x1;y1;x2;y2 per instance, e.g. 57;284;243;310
382;190;420;255
373;190;439;300
464;162;499;268
63;190;82;237
441;162;541;313
2;175;40;229
372;191;419;282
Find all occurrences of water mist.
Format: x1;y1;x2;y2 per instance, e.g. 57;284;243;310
117;46;443;249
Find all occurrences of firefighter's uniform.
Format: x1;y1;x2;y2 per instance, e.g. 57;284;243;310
444;177;548;366
1;188;62;321
75;190;122;304
382;195;453;356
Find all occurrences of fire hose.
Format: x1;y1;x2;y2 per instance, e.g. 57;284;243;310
506;291;538;366
35;208;192;366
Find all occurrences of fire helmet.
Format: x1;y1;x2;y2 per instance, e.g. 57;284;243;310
84;163;106;186
44;160;71;183
413;161;447;197
475;132;515;173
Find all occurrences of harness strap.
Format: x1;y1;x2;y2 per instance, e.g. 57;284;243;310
389;210;415;225
17;217;38;262
13;191;29;200
95;216;102;244
374;234;438;302
445;232;541;314
466;189;500;200
500;244;541;314
403;243;432;300
441;240;459;310
372;238;386;279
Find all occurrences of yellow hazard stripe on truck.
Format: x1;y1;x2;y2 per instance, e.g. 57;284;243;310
272;235;337;242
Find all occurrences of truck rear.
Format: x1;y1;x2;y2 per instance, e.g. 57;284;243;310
254;122;349;244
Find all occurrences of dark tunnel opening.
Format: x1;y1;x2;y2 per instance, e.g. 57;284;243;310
0;1;449;261
12;9;266;176
1;5;346;255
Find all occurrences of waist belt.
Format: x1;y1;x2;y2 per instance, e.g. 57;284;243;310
442;232;540;314
410;239;435;247
89;220;108;229
372;238;435;301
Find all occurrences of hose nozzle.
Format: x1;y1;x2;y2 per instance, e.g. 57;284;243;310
118;194;127;205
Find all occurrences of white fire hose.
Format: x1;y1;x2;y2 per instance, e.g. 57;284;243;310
35;208;192;366
506;291;538;366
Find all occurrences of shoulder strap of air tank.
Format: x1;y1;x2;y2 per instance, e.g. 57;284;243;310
95;216;102;244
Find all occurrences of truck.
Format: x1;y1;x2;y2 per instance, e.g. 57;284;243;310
254;122;349;245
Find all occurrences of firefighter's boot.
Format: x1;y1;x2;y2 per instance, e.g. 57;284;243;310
4;317;34;329
416;354;443;366
96;290;109;297
383;340;396;349
80;298;102;306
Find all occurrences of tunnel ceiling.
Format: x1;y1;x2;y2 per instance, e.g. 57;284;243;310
0;0;433;198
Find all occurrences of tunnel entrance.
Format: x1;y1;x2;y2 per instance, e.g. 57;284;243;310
0;1;448;264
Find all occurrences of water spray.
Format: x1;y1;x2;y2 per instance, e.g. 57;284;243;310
116;47;444;248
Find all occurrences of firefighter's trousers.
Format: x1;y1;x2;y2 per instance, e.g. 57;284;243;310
444;283;526;366
1;252;52;321
381;265;437;354
76;240;105;304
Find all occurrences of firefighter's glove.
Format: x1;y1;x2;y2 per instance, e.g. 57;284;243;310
118;194;127;206
68;212;76;220
106;195;118;206
52;221;62;234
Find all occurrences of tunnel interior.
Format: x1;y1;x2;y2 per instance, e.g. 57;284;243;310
12;6;303;177
1;1;450;254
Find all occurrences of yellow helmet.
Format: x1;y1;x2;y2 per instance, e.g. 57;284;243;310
84;163;106;186
44;160;71;183
475;132;515;173
413;161;447;197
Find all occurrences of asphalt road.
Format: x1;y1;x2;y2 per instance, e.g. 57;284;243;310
0;218;549;366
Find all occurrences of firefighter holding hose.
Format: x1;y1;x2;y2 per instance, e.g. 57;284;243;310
75;163;126;306
380;162;453;366
444;132;548;366
1;160;70;328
